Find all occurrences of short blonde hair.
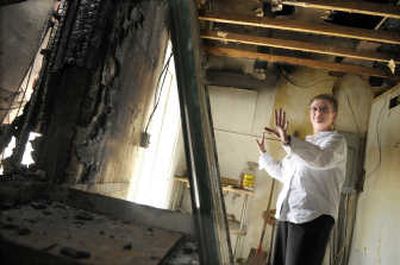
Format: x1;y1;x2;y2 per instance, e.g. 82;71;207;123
309;94;338;112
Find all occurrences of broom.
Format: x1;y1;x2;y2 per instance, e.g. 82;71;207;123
246;179;276;265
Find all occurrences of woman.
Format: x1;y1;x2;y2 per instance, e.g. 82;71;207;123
256;94;347;265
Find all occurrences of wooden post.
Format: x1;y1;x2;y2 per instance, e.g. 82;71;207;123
169;0;234;264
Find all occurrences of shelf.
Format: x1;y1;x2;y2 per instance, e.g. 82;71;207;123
174;176;254;196
174;175;251;259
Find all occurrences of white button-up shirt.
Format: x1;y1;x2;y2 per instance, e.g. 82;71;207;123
259;131;347;224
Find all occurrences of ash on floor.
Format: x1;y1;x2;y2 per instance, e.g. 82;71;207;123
162;237;199;265
0;200;183;265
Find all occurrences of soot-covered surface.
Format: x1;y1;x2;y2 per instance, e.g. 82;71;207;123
0;200;183;264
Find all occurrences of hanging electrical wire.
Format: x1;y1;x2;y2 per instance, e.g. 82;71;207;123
144;51;174;134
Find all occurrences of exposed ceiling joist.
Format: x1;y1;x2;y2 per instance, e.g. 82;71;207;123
282;0;400;19
206;70;277;90
199;13;400;45
205;46;394;79
201;30;399;64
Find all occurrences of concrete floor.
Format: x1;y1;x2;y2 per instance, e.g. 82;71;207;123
0;200;183;264
0;181;197;265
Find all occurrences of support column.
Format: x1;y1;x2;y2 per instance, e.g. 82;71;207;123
169;1;233;264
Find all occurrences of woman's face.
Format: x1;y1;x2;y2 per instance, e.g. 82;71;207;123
309;99;337;132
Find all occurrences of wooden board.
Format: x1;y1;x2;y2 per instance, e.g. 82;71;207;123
205;46;394;78
206;69;278;90
202;30;399;64
175;175;254;196
199;13;400;45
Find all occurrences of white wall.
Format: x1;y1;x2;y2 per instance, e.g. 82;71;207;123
208;84;277;259
349;85;400;265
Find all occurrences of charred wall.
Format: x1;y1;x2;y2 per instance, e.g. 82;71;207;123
37;0;169;186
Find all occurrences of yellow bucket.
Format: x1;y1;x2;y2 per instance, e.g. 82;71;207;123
242;173;255;190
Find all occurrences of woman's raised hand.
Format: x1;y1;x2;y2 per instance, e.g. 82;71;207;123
256;132;267;153
264;108;289;144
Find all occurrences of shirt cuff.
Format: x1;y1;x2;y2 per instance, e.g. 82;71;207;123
258;152;274;170
282;135;298;155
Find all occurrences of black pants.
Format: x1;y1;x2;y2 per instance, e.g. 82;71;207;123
271;215;334;265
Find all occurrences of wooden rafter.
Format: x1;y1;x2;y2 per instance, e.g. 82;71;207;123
201;30;399;64
205;69;278;90
198;13;400;45
204;46;394;78
282;0;400;20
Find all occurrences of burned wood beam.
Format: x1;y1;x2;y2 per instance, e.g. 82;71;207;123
199;13;400;45
205;69;278;90
202;30;399;64
205;46;394;79
36;0;170;185
282;0;400;20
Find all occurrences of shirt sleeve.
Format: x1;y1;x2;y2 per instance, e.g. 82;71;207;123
258;152;285;183
282;134;346;169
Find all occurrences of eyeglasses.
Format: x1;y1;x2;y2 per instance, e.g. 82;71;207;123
309;106;331;114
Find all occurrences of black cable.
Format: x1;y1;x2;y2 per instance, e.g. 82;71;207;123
153;52;173;103
144;52;173;133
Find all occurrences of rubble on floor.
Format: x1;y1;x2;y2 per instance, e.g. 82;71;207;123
163;238;199;265
0;200;184;264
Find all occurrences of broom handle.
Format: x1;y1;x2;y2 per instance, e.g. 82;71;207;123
257;179;276;252
266;221;276;264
